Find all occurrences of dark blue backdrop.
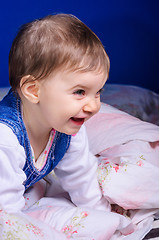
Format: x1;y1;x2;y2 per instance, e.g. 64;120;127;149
0;0;159;92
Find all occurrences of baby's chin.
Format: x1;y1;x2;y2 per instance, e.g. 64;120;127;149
59;126;81;136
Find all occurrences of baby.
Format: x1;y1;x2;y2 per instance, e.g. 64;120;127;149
0;14;110;213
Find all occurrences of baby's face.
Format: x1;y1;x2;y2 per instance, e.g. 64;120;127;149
37;69;107;135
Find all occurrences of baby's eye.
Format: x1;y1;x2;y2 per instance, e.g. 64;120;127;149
73;89;85;96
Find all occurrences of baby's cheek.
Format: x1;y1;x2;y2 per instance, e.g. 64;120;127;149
95;102;101;114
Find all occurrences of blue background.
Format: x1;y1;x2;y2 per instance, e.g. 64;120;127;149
0;0;159;92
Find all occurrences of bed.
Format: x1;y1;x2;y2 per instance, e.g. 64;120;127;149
0;84;159;239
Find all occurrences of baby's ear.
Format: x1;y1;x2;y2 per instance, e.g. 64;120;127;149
20;75;40;103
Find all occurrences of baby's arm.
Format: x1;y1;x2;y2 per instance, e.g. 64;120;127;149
0;124;26;213
54;125;110;211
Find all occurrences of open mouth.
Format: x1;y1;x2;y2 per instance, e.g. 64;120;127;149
70;117;85;125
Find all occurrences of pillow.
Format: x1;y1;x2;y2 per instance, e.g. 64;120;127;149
85;103;159;155
101;84;159;125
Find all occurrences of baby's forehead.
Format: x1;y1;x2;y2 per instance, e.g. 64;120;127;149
48;66;106;79
59;66;107;78
58;59;108;76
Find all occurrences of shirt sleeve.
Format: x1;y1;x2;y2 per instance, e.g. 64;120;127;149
54;125;110;211
0;123;26;213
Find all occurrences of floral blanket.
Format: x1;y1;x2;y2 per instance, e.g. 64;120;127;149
0;85;159;239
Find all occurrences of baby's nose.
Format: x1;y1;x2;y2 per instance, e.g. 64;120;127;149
83;98;100;114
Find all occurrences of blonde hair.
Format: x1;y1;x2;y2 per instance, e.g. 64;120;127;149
9;14;110;91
